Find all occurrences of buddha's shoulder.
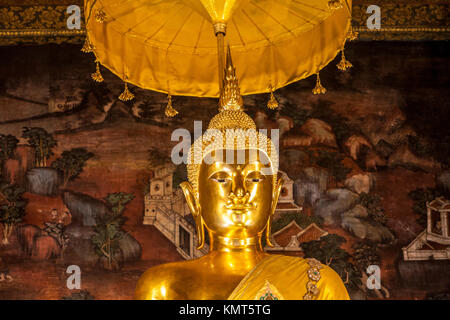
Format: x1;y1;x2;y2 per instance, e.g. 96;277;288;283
266;254;349;299
267;254;337;273
134;260;200;300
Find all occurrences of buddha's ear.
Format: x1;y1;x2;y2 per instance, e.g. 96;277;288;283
180;181;205;249
265;177;283;247
272;177;284;211
180;182;200;217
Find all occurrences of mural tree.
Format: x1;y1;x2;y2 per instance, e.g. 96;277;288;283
0;134;18;165
358;192;388;226
0;183;27;244
311;150;352;185
353;242;380;270
353;241;390;298
51;148;94;187
22;127;57;167
408;187;442;227
300;234;362;290
91;192;134;271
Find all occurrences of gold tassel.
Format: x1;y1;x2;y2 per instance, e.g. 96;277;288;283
165;94;178;117
95;9;107;23
81;36;93;53
91;60;104;82
267;87;279;110
312;73;326;95
347;26;359;41
337;50;353;71
328;0;343;10
118;82;134;101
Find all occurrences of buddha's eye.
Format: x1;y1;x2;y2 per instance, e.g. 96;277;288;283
246;171;265;183
210;172;230;184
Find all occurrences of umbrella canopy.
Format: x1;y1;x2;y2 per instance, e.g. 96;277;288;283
85;0;352;97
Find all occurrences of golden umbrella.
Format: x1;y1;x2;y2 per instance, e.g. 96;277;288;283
84;0;352;100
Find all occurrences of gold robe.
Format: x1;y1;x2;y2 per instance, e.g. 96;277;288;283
228;254;350;300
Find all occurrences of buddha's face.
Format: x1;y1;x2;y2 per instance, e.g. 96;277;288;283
190;148;281;240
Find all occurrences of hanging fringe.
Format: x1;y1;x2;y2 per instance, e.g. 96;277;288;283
165;94;178;117
267;86;279;110
91;60;104;82
337;50;353;71
119;82;134;101
81;35;93;53
95;9;107;23
328;0;343;10
347;26;359;41
312;73;326;95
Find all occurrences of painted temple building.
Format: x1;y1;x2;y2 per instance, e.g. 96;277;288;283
143;166;304;260
265;220;328;256
402;197;450;261
143;164;209;260
273;170;303;218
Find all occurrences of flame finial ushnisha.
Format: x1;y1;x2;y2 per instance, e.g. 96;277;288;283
219;45;244;111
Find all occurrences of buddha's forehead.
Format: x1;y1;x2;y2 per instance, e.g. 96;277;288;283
199;148;273;175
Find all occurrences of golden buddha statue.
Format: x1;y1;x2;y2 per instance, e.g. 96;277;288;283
135;48;349;300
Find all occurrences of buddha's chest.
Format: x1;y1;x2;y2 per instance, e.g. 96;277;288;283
169;273;244;300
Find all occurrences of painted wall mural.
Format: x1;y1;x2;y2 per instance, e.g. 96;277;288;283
0;41;448;300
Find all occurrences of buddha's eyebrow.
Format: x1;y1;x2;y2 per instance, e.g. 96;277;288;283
206;162;232;175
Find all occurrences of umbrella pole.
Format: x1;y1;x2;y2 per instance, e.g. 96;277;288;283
214;23;227;92
217;33;225;91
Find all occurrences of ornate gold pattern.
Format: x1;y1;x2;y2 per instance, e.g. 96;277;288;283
94;9;106;23
213;22;227;35
303;258;323;300
328;0;343;10
0;6;66;29
255;281;284;300
353;3;448;28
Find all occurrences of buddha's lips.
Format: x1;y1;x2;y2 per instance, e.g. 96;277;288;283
225;204;254;210
225;200;256;210
226;202;255;224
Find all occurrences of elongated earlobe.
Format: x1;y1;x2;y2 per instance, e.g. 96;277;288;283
195;216;205;250
180;182;198;215
265;177;283;247
180;182;205;249
265;216;274;247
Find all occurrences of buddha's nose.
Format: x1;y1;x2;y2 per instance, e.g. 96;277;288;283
232;174;245;197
